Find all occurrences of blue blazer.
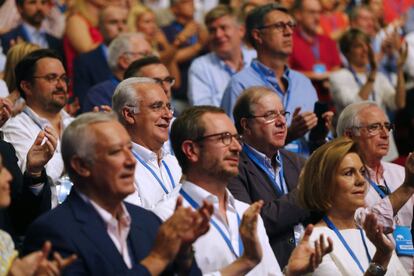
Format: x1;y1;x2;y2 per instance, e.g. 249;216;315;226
0;24;63;58
23;191;201;276
73;44;111;107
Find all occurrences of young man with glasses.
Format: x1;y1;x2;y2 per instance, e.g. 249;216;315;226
3;49;73;207
337;101;414;273
112;78;180;210
221;3;330;157
229;86;310;268
82;33;152;113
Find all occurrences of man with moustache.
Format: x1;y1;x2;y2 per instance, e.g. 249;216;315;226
229;86;310;268
3;49;72;207
0;0;62;55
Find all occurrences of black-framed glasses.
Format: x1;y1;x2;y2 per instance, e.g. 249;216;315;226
258;21;296;32
195;132;243;146
33;74;70;85
247;110;290;123
353;122;394;136
153;76;176;87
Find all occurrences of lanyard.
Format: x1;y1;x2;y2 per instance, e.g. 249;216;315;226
23;108;46;130
110;75;120;86
366;177;390;199
243;145;286;196
179;189;244;258
251;61;291;110
311;39;320;62
323;215;371;273
132;150;175;194
348;66;376;101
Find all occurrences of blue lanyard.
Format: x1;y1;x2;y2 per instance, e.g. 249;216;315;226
323;215;371;273
179;189;244;257
251;61;291;110
366;177;390;199
243;145;286;196
132;150;175;194
23;108;46;130
110;75;120;86
348;66;376;101
311;39;320;61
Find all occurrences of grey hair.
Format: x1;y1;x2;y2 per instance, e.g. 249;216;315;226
61;112;118;181
112;77;157;123
336;101;379;136
108;32;146;71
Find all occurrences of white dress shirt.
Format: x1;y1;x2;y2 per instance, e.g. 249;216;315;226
124;142;182;210
2;106;73;206
153;181;282;276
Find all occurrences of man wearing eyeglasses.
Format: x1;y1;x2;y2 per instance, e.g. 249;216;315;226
221;3;322;157
337;101;414;273
82;33;152;113
112;78;180;210
229;86;310;268
3;49;73;207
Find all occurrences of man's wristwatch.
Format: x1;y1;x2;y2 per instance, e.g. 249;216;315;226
367;262;387;276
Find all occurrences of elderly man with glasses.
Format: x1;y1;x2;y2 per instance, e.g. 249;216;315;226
228;86;311;268
112;77;179;210
337;101;414;274
82;33;152;113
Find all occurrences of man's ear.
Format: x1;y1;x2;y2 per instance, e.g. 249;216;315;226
240;117;251;135
251;29;262;46
181;140;200;164
70;156;92;178
20;80;33;98
122;107;135;125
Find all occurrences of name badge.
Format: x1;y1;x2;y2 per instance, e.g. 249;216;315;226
313;63;327;74
393;226;414;256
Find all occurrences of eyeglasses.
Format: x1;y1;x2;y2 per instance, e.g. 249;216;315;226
353;122;394;136
258;21;296;32
153;76;175;87
195;132;243;146
127;101;174;115
124;51;152;58
32;74;70;85
247;110;290;123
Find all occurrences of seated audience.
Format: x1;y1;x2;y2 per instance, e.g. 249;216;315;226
82;33;152;112
188;5;256;107
298;137;411;275
73;5;128;108
337;101;414;273
112;78;179;209
154;105;333;275
3;49;73;207
23;112;210;275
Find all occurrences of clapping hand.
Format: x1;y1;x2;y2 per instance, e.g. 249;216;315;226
26;127;58;176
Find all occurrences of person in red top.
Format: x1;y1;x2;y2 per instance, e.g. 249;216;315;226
289;0;341;105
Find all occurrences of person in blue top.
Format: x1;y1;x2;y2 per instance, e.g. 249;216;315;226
221;3;331;157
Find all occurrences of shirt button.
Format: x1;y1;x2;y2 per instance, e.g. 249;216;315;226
288;237;295;244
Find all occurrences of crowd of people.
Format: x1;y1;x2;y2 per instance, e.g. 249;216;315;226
1;0;414;275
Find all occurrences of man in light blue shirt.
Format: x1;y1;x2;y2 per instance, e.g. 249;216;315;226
188;5;256;107
221;3;322;156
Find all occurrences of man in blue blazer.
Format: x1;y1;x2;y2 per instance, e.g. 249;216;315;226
23;112;210;275
0;0;62;56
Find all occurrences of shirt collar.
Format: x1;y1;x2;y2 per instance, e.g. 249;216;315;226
23;106;72;132
181;180;237;212
22;22;45;36
132;141;168;162
251;59;290;79
76;189;132;228
244;143;281;169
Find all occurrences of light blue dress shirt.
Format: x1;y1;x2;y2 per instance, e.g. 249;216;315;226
187;46;256;107
22;22;48;49
221;59;318;156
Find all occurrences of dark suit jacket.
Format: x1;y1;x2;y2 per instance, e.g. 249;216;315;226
228;149;310;268
0;24;63;58
0;140;51;240
23;191;201;276
73;44;111;108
